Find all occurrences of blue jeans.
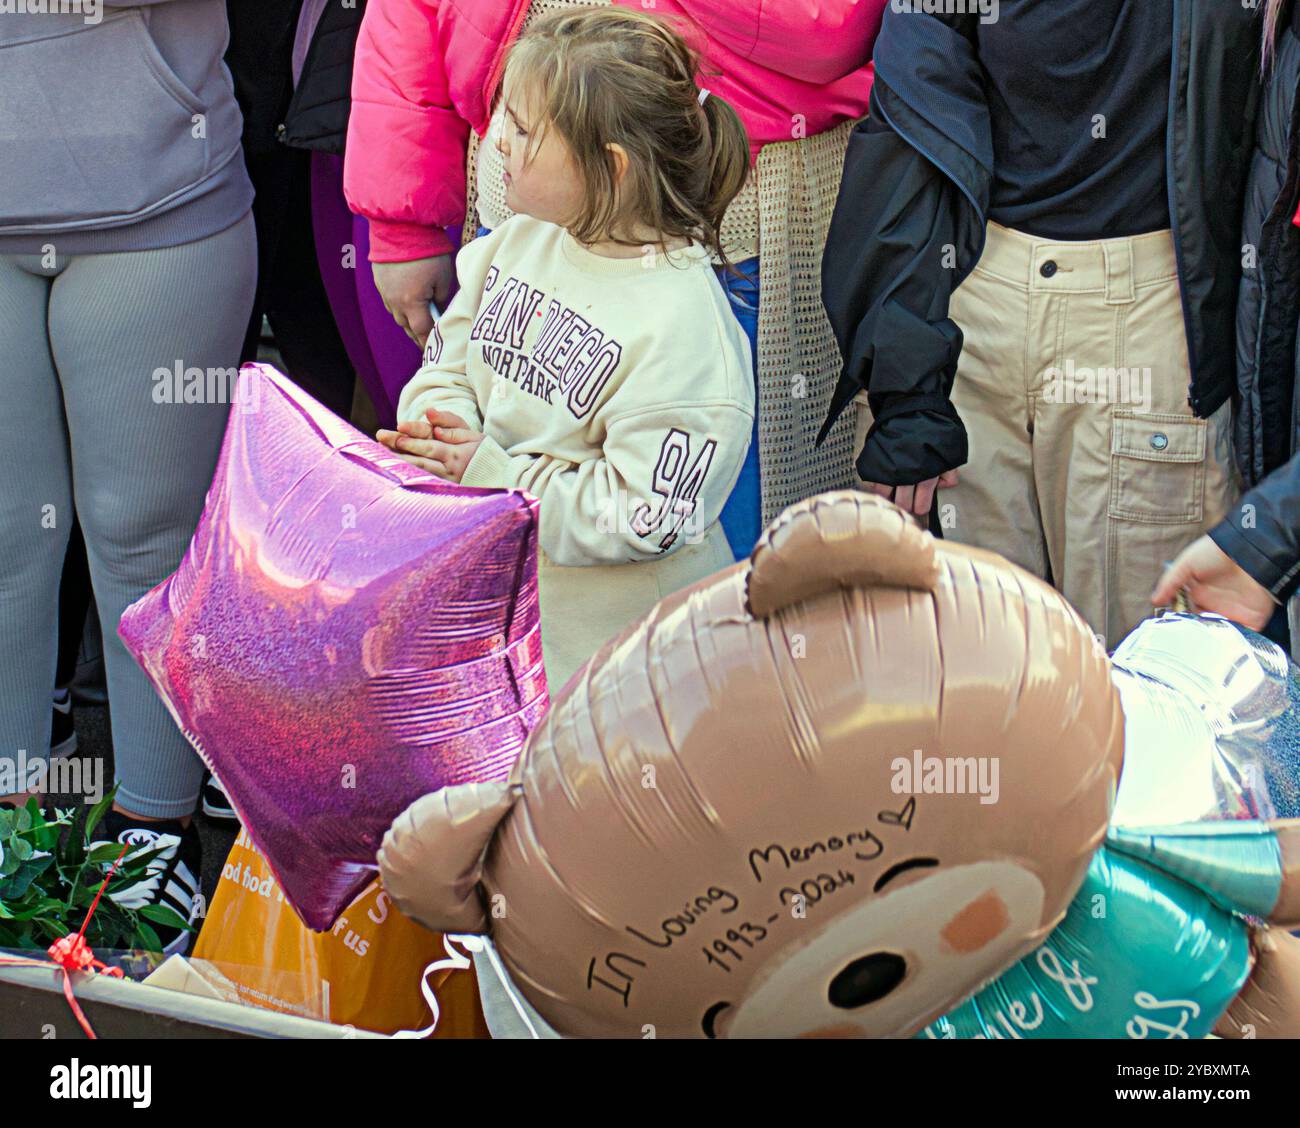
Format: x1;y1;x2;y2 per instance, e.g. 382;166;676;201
717;258;761;560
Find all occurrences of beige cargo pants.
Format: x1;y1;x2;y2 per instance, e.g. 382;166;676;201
856;221;1238;648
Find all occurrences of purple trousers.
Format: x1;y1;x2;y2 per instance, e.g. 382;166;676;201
310;153;459;429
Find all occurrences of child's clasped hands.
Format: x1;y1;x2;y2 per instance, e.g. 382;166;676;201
377;409;484;483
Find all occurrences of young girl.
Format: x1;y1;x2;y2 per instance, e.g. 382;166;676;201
376;9;754;690
347;0;884;562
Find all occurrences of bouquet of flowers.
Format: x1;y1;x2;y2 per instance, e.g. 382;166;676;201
0;789;192;958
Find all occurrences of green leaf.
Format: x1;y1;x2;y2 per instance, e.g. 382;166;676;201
72;884;103;909
82;906;120;946
27;826;58;853
13;807;30;833
138;904;194;932
8;837;31;862
84;787;116;842
132;920;162;953
109;845;170;876
0;856;53;901
25;805;67;853
86;842;131;865
57;809;86;869
0;896;66;922
0;851;18;879
32;917;68;943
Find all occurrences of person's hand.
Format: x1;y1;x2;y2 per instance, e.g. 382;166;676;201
861;470;960;518
376;409;483;483
372;256;454;345
1151;534;1277;630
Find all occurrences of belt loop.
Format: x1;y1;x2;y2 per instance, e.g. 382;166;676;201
1102;239;1136;306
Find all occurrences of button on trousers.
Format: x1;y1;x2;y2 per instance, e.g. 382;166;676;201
856;221;1238;648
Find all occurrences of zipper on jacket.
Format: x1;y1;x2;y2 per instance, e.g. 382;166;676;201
1165;0;1200;412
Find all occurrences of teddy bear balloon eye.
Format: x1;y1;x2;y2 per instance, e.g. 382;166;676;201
872;855;941;893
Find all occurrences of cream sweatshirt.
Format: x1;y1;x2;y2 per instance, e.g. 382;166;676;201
397;215;754;687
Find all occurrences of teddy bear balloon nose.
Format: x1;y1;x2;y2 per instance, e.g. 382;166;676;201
828;952;908;1009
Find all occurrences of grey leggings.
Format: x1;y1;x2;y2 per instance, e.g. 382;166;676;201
0;213;257;818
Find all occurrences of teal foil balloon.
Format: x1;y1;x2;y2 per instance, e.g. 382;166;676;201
919;847;1251;1040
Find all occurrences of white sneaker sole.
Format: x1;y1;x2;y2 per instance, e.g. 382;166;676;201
201;796;239;822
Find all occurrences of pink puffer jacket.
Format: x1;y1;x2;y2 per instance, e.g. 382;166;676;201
344;0;885;262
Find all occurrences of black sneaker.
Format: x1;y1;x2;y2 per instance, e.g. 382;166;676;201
51;688;77;758
91;811;202;958
201;772;239;822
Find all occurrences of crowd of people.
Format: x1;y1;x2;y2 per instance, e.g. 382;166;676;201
3;0;1300;966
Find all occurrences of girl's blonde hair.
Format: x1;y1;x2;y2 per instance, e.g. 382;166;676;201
504;6;751;265
1264;0;1286;71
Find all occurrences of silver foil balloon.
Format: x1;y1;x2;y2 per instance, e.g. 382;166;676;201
1111;612;1300;828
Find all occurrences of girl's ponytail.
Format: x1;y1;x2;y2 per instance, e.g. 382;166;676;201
1264;0;1286;73
508;9;754;263
699;91;751;267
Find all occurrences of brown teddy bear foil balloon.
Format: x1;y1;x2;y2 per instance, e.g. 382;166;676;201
378;491;1300;1038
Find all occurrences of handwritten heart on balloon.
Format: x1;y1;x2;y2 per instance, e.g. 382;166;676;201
119;364;547;931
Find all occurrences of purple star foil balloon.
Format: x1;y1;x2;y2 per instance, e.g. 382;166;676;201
119;364;547;931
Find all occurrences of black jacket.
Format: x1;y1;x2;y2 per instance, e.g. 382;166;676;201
1211;2;1300;601
819;1;1262;488
225;0;364;159
281;0;366;154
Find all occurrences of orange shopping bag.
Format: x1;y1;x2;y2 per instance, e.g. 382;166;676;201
192;827;488;1037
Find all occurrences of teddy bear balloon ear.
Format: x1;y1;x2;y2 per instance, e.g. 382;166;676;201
378;781;519;936
744;491;941;618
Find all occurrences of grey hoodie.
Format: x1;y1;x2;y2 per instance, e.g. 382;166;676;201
0;0;253;254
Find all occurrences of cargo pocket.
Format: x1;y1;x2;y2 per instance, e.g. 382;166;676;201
1104;411;1209;646
0;11;210;234
1108;411;1206;525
